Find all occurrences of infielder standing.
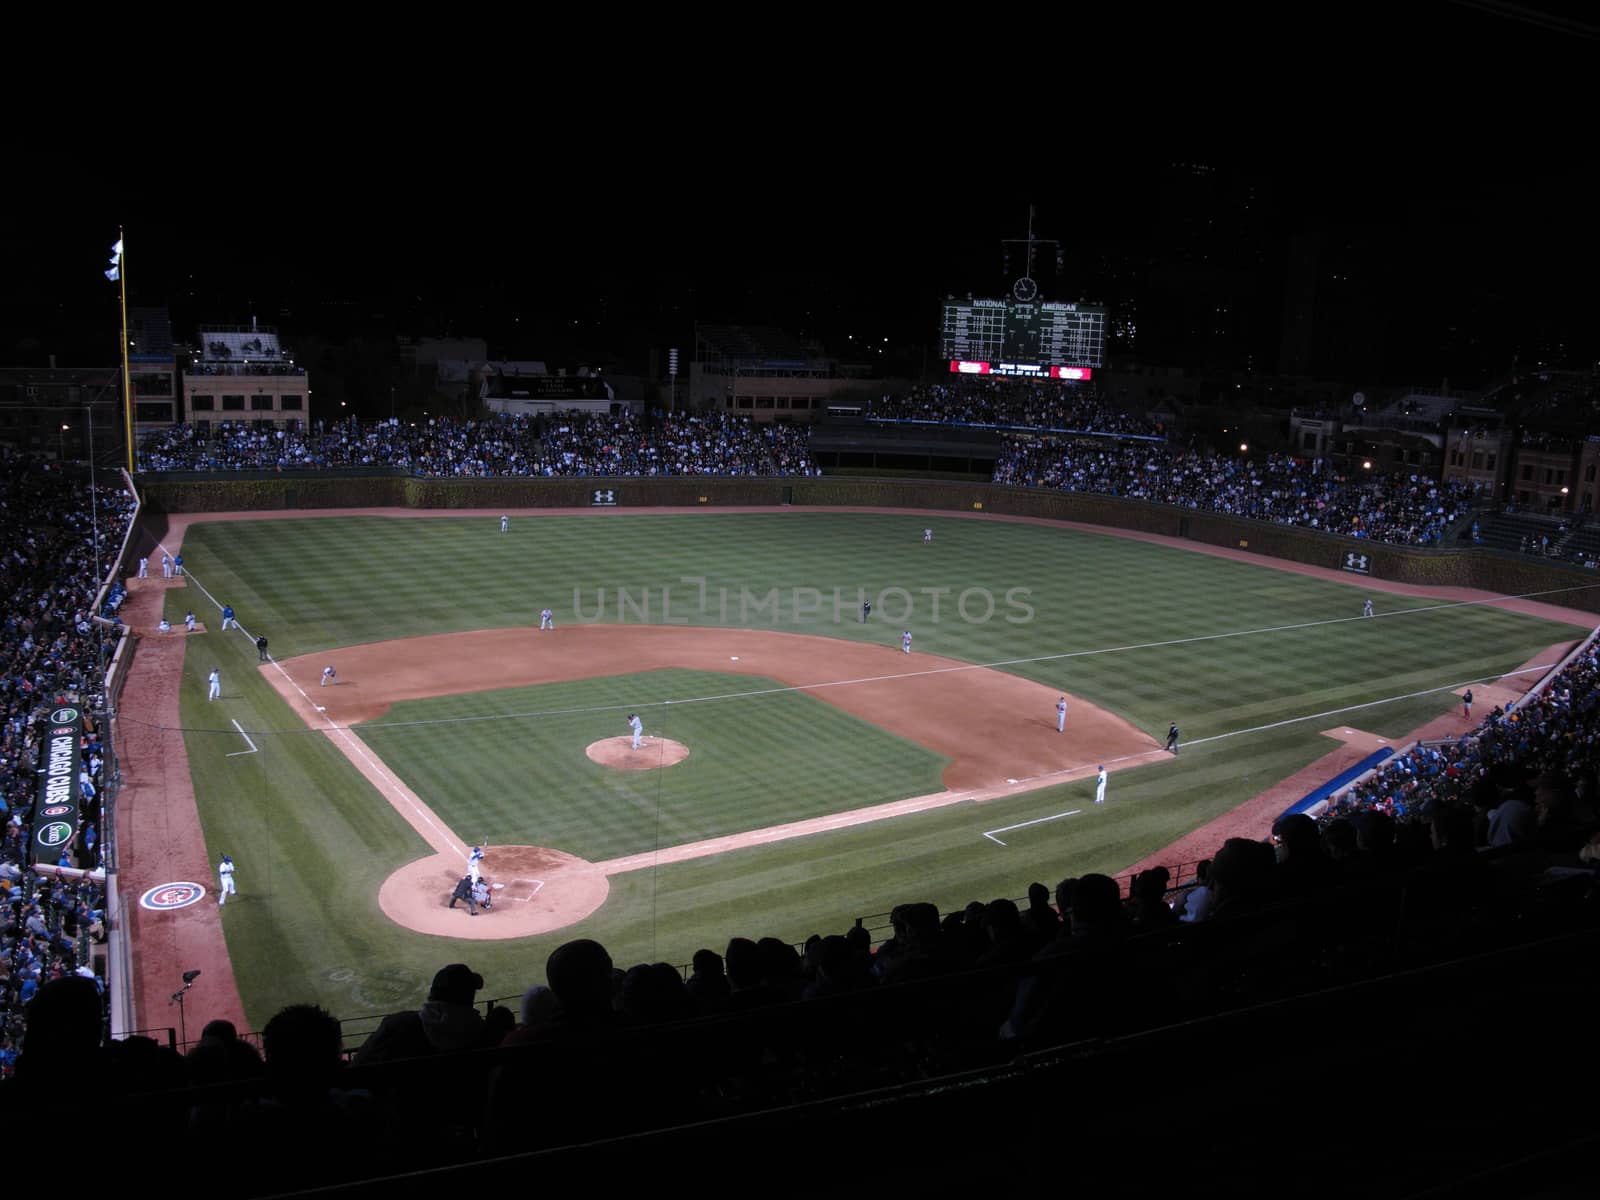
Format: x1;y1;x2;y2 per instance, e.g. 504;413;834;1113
138;556;149;578
1095;766;1107;805
217;854;236;905
629;713;644;750
1056;696;1068;733
207;668;221;701
540;608;555;630
902;630;912;654
161;554;173;579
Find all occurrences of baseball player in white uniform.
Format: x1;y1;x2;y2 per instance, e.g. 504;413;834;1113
468;845;485;883
1095;766;1107;804
185;610;197;632
540;608;555;630
500;515;509;533
217;854;236;904
207;669;221;701
321;665;337;687
161;554;173;578
629;713;644;750
157;618;171;634
1363;599;1374;617
1056;696;1068;733
138;556;149;578
923;528;932;543
902;630;912;653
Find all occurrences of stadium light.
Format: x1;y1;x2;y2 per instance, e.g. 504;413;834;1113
1239;442;1248;453
1362;460;1373;470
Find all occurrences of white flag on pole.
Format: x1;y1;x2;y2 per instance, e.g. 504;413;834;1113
105;238;123;282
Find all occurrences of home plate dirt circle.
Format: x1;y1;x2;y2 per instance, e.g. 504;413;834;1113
378;845;610;939
586;736;690;770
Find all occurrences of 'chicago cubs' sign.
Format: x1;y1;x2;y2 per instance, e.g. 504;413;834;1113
32;706;82;868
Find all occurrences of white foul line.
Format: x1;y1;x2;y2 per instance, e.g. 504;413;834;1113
162;545;471;862
225;718;259;757
984;810;1081;846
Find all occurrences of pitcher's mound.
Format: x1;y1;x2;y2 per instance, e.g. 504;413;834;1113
586;736;690;770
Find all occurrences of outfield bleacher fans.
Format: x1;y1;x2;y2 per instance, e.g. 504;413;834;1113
870;380;1164;436
138;412;819;478
994;436;1477;545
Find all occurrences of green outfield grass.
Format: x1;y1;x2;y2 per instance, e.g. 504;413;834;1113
162;512;1590;1026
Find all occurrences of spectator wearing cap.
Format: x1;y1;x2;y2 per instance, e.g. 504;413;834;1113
353;963;507;1065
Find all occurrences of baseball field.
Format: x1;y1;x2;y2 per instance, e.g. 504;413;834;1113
118;507;1590;1031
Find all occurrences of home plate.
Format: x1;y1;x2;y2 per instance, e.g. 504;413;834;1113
315;706;326;712
730;656;739;661
1007;778;1018;784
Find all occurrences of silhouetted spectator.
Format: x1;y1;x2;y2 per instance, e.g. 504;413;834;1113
1272;813;1338;897
1023;881;1062;941
353;963;502;1065
684;948;731;1014
1128;867;1178;930
1209;838;1278;917
1176;859;1215;923
725;936;784;1010
976;898;1040;966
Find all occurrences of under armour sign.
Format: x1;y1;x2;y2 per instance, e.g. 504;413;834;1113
1342;552;1371;575
591;489;618;506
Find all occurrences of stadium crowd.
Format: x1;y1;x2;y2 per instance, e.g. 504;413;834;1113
0;450;125;1075
994;436;1477;545
1319;640;1600;860
138;412;819;478
870;380;1163;436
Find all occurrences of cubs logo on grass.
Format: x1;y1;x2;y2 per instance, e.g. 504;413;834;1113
141;883;207;910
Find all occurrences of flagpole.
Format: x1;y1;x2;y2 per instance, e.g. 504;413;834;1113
118;226;134;474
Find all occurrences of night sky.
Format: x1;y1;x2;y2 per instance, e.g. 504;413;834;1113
4;156;1596;387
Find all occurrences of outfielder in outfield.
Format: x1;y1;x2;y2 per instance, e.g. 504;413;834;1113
540;608;555;630
218;855;236;905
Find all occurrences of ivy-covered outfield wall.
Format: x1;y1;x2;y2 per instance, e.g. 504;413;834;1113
136;474;1600;615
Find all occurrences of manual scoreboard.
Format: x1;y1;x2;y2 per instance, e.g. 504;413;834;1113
941;297;1106;378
